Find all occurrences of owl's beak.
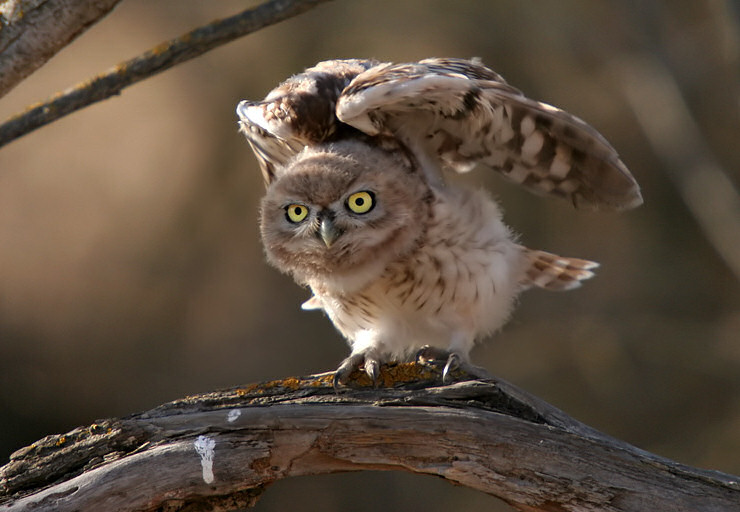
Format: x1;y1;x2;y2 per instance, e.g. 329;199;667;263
319;217;342;248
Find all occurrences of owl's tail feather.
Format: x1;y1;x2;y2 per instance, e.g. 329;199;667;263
520;248;599;291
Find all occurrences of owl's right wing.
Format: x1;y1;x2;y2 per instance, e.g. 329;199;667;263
237;59;378;184
337;58;642;211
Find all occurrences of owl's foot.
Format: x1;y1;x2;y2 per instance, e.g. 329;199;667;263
416;346;459;383
415;345;489;383
333;352;381;388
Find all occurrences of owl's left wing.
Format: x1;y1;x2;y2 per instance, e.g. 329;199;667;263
237;59;378;184
337;58;642;210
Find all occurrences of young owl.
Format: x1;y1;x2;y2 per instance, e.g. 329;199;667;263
237;58;641;385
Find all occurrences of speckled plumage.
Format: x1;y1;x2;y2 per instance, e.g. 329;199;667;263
237;58;640;382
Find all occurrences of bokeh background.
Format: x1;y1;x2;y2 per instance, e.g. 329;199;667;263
1;1;739;510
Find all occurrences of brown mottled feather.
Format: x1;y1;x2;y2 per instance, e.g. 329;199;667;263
239;57;641;209
520;248;599;291
237;59;377;184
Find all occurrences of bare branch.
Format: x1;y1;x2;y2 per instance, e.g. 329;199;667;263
1;364;738;512
0;0;333;150
0;0;123;98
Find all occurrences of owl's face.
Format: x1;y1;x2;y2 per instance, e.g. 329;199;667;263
260;141;430;291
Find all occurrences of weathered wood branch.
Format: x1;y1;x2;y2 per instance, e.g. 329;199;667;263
1;363;737;512
0;0;333;149
0;0;123;98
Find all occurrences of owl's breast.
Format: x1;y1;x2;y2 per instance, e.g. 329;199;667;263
312;185;527;356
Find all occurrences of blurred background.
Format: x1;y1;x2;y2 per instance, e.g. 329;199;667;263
1;1;739;510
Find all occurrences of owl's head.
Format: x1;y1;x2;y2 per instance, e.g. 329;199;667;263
260;140;430;292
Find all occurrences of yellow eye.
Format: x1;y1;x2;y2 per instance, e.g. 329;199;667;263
346;191;375;214
285;204;309;223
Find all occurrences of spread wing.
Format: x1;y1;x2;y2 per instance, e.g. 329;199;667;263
236;59;377;184
337;58;642;210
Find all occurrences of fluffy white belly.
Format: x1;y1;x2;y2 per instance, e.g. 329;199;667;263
311;186;526;360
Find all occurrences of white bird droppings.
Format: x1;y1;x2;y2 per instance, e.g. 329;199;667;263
227;409;242;422
194;435;216;484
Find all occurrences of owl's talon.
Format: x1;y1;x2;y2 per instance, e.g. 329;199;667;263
415;347;486;383
364;358;381;387
415;345;449;364
415;346;463;383
442;353;461;383
333;352;382;388
333;352;365;389
331;372;343;391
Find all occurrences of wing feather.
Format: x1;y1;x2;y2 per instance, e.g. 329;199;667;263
337;58;642;210
520;248;599;291
237;59;377;184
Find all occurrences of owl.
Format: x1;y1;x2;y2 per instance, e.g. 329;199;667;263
237;58;641;385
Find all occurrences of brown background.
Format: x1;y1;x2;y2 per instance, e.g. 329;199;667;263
1;1;738;510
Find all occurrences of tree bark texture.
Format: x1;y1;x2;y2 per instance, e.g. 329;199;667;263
1;363;738;512
0;0;123;98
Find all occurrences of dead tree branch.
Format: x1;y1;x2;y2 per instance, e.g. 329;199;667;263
0;0;123;98
0;0;333;150
1;363;738;512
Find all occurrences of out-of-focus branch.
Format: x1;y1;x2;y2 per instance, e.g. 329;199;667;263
0;0;123;98
0;0;333;150
1;364;738;512
615;55;740;282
